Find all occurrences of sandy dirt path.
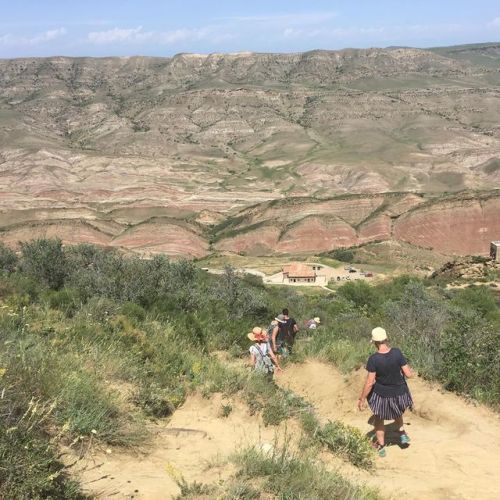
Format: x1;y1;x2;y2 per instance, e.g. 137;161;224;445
66;393;297;499
277;360;500;500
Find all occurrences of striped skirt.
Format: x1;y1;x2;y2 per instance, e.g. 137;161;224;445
368;390;413;420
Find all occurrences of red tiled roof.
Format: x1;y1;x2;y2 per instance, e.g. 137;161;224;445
283;263;315;278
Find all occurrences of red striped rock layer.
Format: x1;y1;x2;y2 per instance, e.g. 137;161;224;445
215;192;500;257
1;192;499;259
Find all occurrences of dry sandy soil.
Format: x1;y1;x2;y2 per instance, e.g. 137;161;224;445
64;392;298;499
67;361;500;500
279;361;500;500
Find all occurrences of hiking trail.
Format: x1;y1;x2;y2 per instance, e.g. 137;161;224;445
66;360;500;499
64;391;299;499
277;360;500;500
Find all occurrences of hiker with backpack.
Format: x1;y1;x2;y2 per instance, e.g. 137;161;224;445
266;318;280;343
358;327;413;457
248;326;281;378
271;308;298;357
305;317;321;330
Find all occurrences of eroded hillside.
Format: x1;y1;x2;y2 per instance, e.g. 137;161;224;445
1;45;499;257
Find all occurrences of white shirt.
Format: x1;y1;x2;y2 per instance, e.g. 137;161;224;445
249;342;271;357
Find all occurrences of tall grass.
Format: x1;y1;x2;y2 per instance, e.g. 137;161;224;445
301;413;375;469
0;361;85;499
232;444;379;500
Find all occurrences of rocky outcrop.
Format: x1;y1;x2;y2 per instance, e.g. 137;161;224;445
431;256;500;281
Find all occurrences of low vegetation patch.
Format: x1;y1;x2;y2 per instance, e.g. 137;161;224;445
231;445;379;500
301;413;375;469
177;442;379;500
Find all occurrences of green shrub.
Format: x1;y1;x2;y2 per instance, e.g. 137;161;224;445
224;480;260;499
1;325;143;447
451;286;498;319
242;377;309;426
20;238;67;290
210;266;269;319
121;301;146;322
300;413;374;469
0;273;43;301
132;382;179;418
337;280;380;313
56;372;124;442
317;421;374;469
303;312;372;372
331;248;354;263
220;403;233;418
45;288;81;316
175;477;214;498
384;282;448;377
0;242;18;272
439;308;500;407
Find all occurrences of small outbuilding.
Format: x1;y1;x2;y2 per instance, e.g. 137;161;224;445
490;241;500;262
282;263;316;283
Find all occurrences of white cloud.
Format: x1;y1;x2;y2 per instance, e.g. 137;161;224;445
88;26;152;44
158;27;210;44
281;22;470;42
87;25;229;46
283;25;387;40
488;17;500;28
219;11;337;26
0;27;67;46
39;28;67;42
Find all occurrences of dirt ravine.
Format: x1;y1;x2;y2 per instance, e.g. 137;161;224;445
277;360;500;500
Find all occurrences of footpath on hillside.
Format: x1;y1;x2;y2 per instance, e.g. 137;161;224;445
68;360;500;500
278;360;500;500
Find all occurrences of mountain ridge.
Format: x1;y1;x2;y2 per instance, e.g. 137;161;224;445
1;43;499;259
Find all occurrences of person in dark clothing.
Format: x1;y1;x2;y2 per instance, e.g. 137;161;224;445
271;308;298;357
358;327;413;457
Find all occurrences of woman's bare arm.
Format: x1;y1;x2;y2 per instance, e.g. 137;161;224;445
269;349;281;371
271;326;279;351
401;364;413;378
358;372;376;410
249;353;256;367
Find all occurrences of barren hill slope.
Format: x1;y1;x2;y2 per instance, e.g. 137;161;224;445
1;45;500;257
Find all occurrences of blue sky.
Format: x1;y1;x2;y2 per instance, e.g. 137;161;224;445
1;0;499;57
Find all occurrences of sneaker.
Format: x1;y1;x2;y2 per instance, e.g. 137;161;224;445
400;432;410;445
371;440;386;457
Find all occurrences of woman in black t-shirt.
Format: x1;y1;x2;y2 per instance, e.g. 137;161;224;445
358;327;413;457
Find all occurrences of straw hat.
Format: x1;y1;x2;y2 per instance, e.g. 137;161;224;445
275;314;286;323
248;326;266;342
371;327;387;342
313;317;321;324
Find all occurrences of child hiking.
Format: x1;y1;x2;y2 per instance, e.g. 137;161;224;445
358;327;413;457
248;326;281;379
